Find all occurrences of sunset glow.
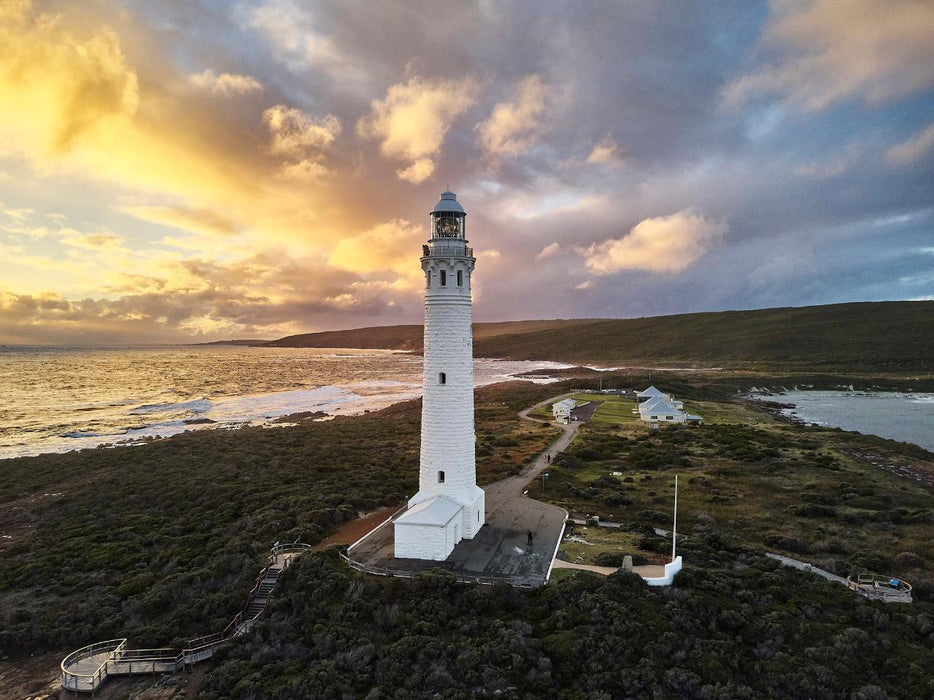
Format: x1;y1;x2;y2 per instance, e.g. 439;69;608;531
1;0;932;344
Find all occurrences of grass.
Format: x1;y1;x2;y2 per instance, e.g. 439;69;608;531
570;392;639;423
537;398;934;594
558;525;648;566
262;301;934;373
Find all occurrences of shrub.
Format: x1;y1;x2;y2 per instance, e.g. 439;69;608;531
894;552;924;568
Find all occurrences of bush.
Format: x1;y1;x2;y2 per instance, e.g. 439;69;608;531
894;552;924;569
790;503;836;518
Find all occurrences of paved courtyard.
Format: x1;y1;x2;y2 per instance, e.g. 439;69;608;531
347;395;579;586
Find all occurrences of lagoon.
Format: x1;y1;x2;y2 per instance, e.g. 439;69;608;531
764;390;934;452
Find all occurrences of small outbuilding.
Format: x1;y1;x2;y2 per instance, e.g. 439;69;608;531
552;398;576;422
393;495;464;561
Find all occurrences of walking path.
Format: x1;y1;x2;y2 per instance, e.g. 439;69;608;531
765;552;848;585
60;544;310;694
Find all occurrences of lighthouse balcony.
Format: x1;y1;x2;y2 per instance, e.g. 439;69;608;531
422;244;473;258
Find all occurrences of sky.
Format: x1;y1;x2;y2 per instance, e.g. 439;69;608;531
0;0;932;344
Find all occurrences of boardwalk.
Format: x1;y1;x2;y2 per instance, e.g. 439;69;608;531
60;545;309;694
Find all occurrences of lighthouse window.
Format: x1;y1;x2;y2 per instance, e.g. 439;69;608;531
438;471;445;483
426;271;431;288
440;269;447;286
439;372;446;384
457;270;463;286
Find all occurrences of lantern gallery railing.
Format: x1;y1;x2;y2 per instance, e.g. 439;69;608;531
422;244;473;258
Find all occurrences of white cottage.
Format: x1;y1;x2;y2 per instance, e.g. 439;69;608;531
637;385;669;403
639;396;686;424
552;398;576;422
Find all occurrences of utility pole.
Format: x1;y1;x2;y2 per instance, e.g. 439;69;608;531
541;471;549;493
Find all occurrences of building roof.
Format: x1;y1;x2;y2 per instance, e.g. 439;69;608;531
640;397;682;416
394;495;463;527
637;385;667;398
431;190;466;215
553;398;576;409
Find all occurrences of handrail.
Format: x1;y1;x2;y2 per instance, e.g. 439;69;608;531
60;542;311;693
61;638;127;691
340;551;542;589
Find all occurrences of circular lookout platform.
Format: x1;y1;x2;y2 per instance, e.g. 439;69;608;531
847;572;913;603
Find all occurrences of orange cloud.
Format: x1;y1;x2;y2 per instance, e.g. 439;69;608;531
586;137;625;166
584;212;727;274
328;219;423;287
357;75;479;183
189;69;263;96
477;74;548;161
724;0;934;111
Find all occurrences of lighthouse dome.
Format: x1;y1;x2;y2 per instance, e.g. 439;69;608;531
430;191;465;215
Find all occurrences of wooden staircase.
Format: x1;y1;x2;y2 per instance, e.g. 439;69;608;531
61;543;311;693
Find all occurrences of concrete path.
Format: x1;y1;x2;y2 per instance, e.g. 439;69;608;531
551;560;617;575
766;552;848;585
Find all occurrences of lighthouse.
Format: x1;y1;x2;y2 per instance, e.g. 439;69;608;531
394;191;486;560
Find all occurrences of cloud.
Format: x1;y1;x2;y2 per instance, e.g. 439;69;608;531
0;2;139;155
120;205;241;237
583;211;727;274
724;0;934;111
263;104;340;157
60;230;125;250
476;74;547;161
536;242;560;260
263;104;341;182
357;75;479;183
189;69;263;96
885;122;934;165
2;207;34;221
327;219;422;281
585;137;625;166
795;142;861;178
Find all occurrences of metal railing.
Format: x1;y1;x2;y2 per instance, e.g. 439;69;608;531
847;573;913;603
60;542;311;693
422;244;473;258
61;638;127;692
340;551;543;589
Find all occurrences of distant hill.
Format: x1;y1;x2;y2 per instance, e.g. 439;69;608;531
190;339;270;346
263;301;933;371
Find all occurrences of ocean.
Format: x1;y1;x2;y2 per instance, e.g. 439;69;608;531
0;345;570;460
753;390;934;452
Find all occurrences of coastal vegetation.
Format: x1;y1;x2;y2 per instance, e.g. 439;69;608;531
0;381;558;660
263;300;934;373
0;374;932;697
545;413;934;596
195;545;934;698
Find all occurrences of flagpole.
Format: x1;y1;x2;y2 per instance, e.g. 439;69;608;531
671;474;678;561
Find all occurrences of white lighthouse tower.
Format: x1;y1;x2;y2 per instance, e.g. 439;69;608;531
394;191;485;560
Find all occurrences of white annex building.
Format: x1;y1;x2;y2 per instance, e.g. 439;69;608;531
394;192;486;561
552;398;576;422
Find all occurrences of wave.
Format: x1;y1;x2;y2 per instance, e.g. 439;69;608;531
131;398;212;415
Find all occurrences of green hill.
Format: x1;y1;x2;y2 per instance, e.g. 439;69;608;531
265;301;933;372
